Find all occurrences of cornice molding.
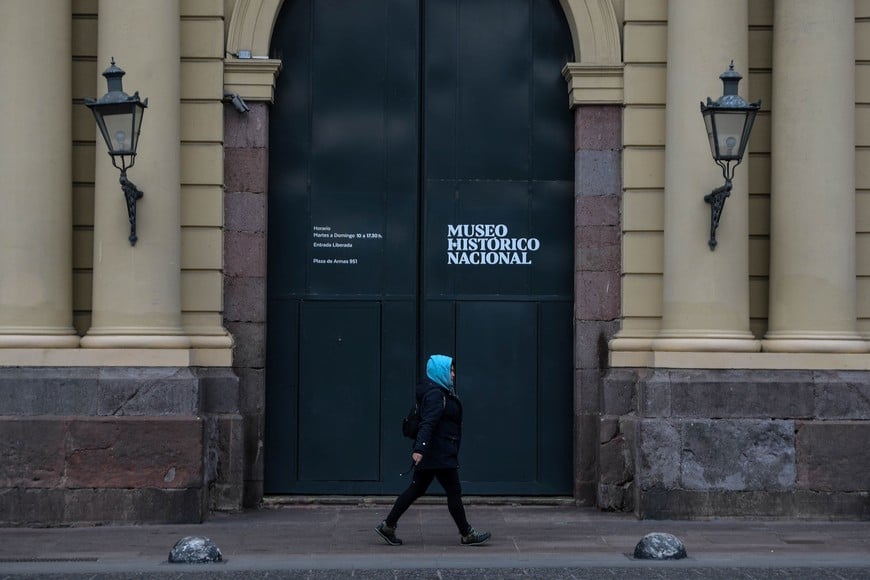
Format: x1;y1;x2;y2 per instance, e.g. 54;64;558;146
223;57;282;103
562;63;624;106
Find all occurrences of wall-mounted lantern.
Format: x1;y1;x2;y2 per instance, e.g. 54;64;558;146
85;58;148;246
700;61;761;250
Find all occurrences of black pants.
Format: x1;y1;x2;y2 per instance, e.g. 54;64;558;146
385;468;470;535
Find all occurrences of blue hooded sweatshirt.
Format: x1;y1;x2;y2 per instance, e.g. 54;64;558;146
426;355;453;391
414;354;461;469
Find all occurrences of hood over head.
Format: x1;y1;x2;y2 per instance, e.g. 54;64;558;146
426;354;453;390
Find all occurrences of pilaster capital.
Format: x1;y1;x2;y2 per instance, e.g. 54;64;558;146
562;63;624;107
224;58;283;103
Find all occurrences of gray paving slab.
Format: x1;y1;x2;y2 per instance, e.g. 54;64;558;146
0;503;869;578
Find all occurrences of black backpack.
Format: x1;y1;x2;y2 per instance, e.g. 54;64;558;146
401;392;445;440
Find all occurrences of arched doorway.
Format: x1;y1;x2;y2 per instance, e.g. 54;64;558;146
265;0;575;495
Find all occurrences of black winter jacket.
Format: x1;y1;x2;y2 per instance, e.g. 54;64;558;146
413;379;462;470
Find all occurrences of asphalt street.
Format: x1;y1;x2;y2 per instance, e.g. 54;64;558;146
1;500;869;579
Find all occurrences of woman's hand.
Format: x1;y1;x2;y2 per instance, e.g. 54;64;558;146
412;452;423;464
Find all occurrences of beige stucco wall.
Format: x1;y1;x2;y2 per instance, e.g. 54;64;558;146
620;0;666;343
620;0;870;345
60;0;870;365
859;1;870;338
71;0;226;342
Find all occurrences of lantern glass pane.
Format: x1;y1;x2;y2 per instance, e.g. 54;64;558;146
102;111;135;155
88;99;145;157
703;112;717;160
712;110;748;161
129;102;145;152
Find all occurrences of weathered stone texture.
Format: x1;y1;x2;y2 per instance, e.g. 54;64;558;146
576;224;620;272
636;371;671;417
665;370;815;419
602;372;635;416
237;367;266;415
224;148;268;194
574;320;608;378
575;271;620;321
576;194;619;227
224;104;269;512
575;322;618;371
636;419;680;489
681;420;795;491
599;416;619;444
575;105;622;151
97;368;201;416
0;364;245;524
224;191;266;233
224;231;267;278
65;488;205;525
609;369;870;518
0;369;94;415
635;370;827;420
0;367;201;416
599;432;628;485
224;103;268;149
0;418;65;487
2;416;203;490
814;373;870;419
604;368;647;412
199;368;241;414
575;412;599;505
796;421;870;491
224;276;266;323
0;487;63;526
621;416;637;477
575;150;622;197
225;321;266;368
205;414;245;511
0;481;206;526
597;482;630;511
243;413;265;483
65;417;203;488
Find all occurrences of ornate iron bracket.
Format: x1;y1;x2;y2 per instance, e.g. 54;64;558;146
119;170;144;246
704;179;732;250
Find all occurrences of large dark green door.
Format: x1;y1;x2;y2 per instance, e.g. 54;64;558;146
266;0;574;495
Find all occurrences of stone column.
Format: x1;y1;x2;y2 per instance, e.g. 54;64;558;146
81;0;189;349
0;0;79;348
651;0;759;353
762;0;866;353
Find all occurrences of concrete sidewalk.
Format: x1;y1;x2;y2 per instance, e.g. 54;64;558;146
1;500;870;578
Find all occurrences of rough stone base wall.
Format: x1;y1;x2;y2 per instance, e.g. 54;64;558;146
600;368;870;519
573;104;622;505
224;103;268;508
0;367;241;526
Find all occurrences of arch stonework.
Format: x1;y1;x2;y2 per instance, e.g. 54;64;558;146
224;0;624;104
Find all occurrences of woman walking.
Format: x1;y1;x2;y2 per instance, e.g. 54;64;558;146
375;354;491;546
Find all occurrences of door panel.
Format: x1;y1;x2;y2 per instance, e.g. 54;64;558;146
264;299;299;490
266;0;574;495
298;302;380;481
457;301;539;483
425;0;531;179
420;0;574;494
266;0;420;494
